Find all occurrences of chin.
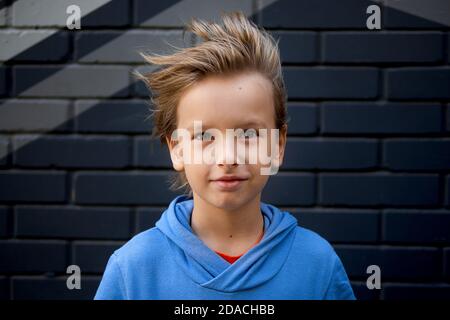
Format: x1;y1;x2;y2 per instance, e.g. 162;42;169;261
208;192;251;211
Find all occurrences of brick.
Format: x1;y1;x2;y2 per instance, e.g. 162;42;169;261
136;207;164;233
387;68;450;100
383;139;450;170
284;67;378;99
79;0;130;27
75;100;151;133
446;176;450;207
260;0;371;29
74;171;179;205
0;0;6;27
134;137;171;168
319;173;440;206
133;0;252;27
0;99;73;132
0;66;6;96
335;245;441;280
447;105;450;132
286;104;318;135
81;0;130;27
12;0;130;27
261;173;315;206
447;34;450;63
384;0;450;29
0;30;70;62
15;206;131;239
76;30;187;63
282;138;378;170
0;135;8;166
0;171;66;203
383;210;450;244
13;135;131;168
14;65;131;98
0;277;9;300
444;248;450;279
0;207;9;237
133;65;158;97
351;281;380;300
72;241;123;273
0;240;67;273
291;209;379;243
12;276;100;300
382;283;450;300
270;31;318;63
322;103;442;134
324;32;443;63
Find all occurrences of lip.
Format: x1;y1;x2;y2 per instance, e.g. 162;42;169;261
210;175;249;191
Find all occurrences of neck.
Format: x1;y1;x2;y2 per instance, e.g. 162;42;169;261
190;193;264;255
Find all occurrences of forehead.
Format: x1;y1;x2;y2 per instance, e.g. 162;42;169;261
177;71;275;129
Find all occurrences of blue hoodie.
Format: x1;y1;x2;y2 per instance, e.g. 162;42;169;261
94;195;356;300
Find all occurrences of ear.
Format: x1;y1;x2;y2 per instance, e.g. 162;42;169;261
273;124;287;168
165;136;185;172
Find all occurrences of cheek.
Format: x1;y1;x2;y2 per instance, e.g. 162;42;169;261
245;172;269;197
254;170;270;184
184;164;209;185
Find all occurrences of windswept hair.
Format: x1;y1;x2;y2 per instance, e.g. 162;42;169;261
134;10;287;196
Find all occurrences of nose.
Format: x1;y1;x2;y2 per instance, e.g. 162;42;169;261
216;133;238;167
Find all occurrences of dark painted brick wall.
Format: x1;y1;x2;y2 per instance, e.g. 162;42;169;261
0;0;449;300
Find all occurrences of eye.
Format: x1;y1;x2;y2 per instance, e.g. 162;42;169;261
193;131;214;141
244;129;259;139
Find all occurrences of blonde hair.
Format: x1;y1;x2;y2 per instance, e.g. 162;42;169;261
134;10;288;197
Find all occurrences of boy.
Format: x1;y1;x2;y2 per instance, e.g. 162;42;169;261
94;11;356;300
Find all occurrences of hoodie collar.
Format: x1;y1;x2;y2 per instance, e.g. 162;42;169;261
155;195;298;293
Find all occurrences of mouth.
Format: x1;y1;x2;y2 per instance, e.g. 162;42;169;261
210;177;249;191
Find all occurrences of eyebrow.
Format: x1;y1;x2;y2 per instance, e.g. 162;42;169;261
185;121;267;131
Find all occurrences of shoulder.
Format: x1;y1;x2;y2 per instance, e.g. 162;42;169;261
291;225;338;266
293;225;335;252
112;227;167;265
281;225;355;299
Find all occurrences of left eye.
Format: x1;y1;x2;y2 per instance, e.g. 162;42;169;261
238;129;258;139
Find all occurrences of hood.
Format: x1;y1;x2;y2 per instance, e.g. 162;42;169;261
155;195;298;293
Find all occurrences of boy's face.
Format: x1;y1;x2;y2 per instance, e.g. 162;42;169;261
166;71;287;210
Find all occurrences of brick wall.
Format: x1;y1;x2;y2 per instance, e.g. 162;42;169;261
0;0;449;300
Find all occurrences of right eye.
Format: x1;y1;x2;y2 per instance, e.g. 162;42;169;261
193;131;214;141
